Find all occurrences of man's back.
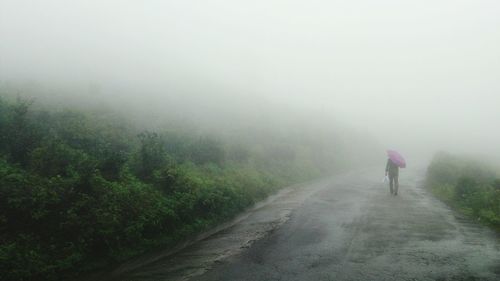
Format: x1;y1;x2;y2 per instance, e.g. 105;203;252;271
386;158;399;175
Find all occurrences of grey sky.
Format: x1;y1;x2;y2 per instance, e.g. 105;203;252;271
1;0;499;159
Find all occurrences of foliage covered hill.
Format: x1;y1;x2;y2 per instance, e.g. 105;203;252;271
0;95;375;281
426;152;500;230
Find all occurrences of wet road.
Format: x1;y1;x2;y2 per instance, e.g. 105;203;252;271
111;168;500;281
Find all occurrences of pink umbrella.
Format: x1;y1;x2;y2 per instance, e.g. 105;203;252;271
387;150;406;168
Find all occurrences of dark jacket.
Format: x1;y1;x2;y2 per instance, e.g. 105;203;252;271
386;158;399;176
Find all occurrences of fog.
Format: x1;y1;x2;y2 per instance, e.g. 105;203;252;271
1;0;500;163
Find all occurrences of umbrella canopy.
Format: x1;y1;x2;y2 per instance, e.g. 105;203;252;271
387;150;406;168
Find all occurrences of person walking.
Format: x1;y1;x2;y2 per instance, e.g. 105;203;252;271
385;158;399;195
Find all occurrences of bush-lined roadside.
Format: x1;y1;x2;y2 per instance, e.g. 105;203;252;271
0;95;357;281
426;152;500;230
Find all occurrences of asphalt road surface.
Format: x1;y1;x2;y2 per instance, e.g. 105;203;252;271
110;168;500;281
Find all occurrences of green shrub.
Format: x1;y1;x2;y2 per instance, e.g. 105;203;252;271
426;153;500;229
0;97;330;280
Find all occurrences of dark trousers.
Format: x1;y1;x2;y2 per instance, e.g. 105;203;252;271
389;173;399;194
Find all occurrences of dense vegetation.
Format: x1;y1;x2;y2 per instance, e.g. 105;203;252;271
0;95;354;281
426;152;500;230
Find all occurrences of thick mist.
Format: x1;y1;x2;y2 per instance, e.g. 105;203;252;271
1;0;500;163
